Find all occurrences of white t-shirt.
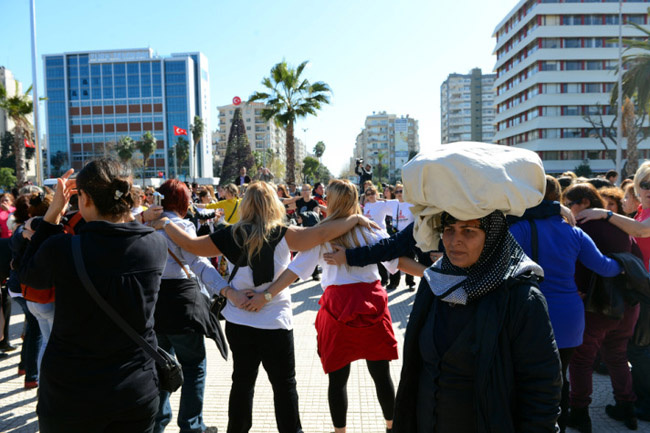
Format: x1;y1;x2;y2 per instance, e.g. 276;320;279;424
222;237;293;330
362;200;398;231
288;227;399;288
392;201;414;232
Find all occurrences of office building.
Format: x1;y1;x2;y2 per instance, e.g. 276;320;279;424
43;48;212;178
351;111;419;181
441;68;496;143
493;0;650;174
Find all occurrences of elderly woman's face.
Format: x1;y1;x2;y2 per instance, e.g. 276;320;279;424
441;219;486;268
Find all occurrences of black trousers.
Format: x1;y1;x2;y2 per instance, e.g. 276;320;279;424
38;396;159;433
389;249;416;288
1;286;11;343
328;360;395;428
225;321;303;433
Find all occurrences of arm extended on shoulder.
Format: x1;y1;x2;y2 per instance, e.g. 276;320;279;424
284;214;378;252
156;219;221;257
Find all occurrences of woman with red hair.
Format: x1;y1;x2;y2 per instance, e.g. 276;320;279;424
153;179;227;433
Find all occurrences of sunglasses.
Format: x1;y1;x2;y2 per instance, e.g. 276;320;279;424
640;181;650;191
145;193;153;196
365;191;376;196
395;190;403;194
565;199;581;207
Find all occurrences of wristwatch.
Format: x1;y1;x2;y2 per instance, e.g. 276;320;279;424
163;219;171;228
606;210;614;221
263;290;273;302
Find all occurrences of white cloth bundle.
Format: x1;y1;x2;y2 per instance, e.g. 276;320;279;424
402;142;546;252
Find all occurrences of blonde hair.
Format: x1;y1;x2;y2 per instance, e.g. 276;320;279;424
224;183;239;198
231;181;287;265
322;179;370;264
634;161;650;197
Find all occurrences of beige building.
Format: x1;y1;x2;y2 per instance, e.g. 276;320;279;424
216;101;286;166
350;111;419;182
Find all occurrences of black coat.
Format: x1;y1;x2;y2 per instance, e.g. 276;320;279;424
393;275;562;433
19;220;167;418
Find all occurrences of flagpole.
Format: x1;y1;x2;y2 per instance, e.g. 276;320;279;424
29;0;43;185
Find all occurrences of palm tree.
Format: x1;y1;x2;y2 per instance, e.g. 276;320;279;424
313;141;326;162
136;131;156;186
190;115;204;181
377;152;386;184
249;60;331;184
0;82;33;186
115;136;135;165
175;136;190;177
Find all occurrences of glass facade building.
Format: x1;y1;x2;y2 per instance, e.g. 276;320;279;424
43;48;212;179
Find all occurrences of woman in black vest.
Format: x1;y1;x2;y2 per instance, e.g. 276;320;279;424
153;181;379;433
19;159;168;433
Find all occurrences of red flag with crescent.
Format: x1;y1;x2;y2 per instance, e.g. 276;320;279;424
24;138;35;149
173;126;188;136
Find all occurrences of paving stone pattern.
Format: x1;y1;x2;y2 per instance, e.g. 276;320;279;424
1;277;648;432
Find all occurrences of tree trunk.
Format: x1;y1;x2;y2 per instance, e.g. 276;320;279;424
13;130;26;186
193;141;198;182
286;120;296;184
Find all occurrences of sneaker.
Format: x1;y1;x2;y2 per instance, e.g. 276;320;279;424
24;380;38;389
312;274;321;281
606;400;638;430
408;284;416;292
568;406;592;433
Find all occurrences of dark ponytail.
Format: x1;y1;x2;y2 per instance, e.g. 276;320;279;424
76;158;134;217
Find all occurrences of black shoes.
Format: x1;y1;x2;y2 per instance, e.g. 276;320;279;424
407;284;416;292
0;342;17;352
568;406;592;433
606;400;638;430
386;284;397;291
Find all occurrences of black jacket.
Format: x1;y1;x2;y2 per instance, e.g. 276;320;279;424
19;220;167;417
345;222;433;267
393;275;561;433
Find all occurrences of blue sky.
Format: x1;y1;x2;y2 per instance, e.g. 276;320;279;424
0;0;516;176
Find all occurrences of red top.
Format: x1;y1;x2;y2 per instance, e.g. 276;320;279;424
634;205;650;271
0;206;15;238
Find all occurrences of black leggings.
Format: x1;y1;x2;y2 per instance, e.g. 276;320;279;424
328;360;395;428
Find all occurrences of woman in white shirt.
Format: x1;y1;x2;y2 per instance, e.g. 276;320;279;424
152;181;381;433
387;183;417;291
361;185;398;287
244;179;419;433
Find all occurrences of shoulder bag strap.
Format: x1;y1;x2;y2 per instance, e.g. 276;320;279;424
167;248;191;279
71;236;167;366
529;219;539;263
227;200;239;223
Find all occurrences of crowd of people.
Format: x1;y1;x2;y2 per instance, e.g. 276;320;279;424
2;147;650;433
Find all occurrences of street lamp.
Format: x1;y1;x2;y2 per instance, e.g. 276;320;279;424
615;0;623;184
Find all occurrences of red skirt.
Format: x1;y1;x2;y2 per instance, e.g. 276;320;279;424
315;280;398;374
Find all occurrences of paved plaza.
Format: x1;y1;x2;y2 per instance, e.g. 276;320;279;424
1;276;649;432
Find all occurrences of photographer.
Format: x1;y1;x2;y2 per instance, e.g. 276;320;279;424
355;159;372;188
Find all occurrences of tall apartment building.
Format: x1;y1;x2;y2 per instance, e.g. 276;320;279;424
493;0;650;174
43;48;212;178
351;111;419;181
440;68;496;143
216;101;286;166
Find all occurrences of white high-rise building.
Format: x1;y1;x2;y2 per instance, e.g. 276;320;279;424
493;0;650;174
350;111;419;182
441;68;496;143
216;101;286;166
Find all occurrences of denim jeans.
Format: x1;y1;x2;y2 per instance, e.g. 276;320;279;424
13;296;41;382
26;300;54;371
154;333;206;433
225;321;303;433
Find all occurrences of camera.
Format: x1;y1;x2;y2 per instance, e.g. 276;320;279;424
356;158;363;165
152;192;164;206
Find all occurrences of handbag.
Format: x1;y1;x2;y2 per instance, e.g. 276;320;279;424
71;236;183;393
210;265;239;320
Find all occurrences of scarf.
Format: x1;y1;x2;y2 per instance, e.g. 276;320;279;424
424;211;543;305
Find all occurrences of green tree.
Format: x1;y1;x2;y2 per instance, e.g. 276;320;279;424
0;167;16;190
249;60;331;184
50;150;67;177
175;136;190;176
115;136;135;165
574;159;593;178
302;156;320;184
376;152;386;184
190;115;205;180
313;141;326;161
612;12;650;112
136;131;157;185
0;82;34;185
220;108;255;184
316;163;333;184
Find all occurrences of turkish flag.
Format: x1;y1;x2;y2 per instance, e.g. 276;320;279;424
24;138;35;149
173;126;188;136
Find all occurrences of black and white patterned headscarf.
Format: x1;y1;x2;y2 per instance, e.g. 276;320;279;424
426;210;536;304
